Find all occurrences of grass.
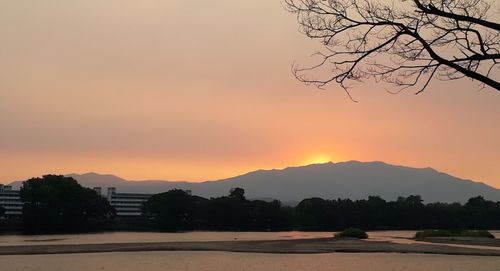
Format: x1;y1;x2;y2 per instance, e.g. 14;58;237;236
335;227;368;239
414;229;495;239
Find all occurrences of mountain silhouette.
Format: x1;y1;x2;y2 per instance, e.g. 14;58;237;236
9;161;500;203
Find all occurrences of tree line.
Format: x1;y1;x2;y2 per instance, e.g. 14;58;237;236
2;175;500;232
142;189;500;231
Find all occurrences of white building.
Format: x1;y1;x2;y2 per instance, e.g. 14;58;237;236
0;184;23;217
0;185;153;218
105;187;153;217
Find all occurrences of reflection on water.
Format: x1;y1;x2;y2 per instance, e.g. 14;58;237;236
1;230;499;247
367;230;500;251
0;231;335;246
370;230;500;239
1;231;500;271
1;251;499;271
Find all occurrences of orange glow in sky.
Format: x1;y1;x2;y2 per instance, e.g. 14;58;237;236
304;155;336;165
0;0;499;187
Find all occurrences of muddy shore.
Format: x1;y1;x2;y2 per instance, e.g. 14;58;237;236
1;237;500;256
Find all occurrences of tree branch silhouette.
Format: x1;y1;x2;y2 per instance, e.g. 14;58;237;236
285;0;500;98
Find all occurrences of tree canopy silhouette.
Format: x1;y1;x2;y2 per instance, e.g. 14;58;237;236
285;0;500;99
20;175;115;232
229;187;246;200
141;187;500;231
143;188;290;231
142;189;208;230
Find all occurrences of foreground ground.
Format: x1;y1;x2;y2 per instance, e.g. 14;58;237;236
2;251;500;271
1;236;500;256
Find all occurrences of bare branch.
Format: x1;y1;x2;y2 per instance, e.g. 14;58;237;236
285;0;500;97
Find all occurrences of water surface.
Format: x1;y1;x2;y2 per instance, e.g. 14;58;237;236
0;231;334;246
2;230;499;247
1;251;499;271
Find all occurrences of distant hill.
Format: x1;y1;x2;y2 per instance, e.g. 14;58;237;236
9;161;500;203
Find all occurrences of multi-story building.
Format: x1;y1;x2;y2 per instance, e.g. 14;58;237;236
105;187;153;217
0;185;153;218
0;184;23;217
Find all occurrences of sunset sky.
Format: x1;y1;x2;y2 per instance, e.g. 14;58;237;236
0;1;499;187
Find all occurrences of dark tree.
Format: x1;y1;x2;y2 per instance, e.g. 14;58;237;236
20;175;115;232
285;0;500;99
229;187;246;200
295;197;335;230
142;189;206;230
143;187;291;231
461;195;499;229
249;199;289;230
359;196;388;229
205;188;251;230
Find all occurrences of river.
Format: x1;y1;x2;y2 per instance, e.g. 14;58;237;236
1;231;499;271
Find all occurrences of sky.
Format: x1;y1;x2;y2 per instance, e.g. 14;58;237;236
0;0;499;187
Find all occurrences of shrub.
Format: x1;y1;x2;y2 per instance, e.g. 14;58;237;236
335;227;368;239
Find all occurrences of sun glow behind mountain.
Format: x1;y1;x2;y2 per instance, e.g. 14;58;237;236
0;0;499;188
304;154;334;165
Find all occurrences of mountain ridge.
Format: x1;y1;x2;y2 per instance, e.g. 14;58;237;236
8;161;500;203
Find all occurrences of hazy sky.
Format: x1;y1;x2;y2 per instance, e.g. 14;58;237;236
1;0;499;187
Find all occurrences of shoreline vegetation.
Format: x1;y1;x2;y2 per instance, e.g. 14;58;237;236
334;228;368;239
4;175;500;234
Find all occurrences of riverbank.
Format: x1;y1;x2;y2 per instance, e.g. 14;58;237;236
416;236;500;248
1;237;500;256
